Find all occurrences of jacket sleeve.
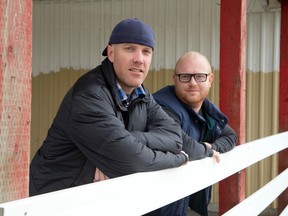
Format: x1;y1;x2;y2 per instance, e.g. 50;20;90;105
210;124;237;153
161;106;214;160
68;89;186;178
131;95;183;154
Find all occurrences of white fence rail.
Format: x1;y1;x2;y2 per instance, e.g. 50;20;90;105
281;205;288;216
1;132;288;216
223;168;288;215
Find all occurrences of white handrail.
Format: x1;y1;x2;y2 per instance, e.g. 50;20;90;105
0;132;288;216
280;205;288;216
223;168;288;216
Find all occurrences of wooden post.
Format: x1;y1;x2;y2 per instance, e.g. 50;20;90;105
278;0;288;214
0;0;32;203
219;0;246;214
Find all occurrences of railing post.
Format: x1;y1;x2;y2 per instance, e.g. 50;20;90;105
219;0;247;214
278;0;288;214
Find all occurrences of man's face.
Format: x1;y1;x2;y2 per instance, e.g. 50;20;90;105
107;43;153;94
173;55;214;110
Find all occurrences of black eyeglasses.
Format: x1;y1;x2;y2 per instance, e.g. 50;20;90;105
176;73;210;83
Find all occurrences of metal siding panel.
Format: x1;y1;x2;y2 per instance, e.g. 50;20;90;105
176;0;189;58
143;0;156;69
247;13;262;72
164;0;177;69
133;0;144;18
58;2;67;69
70;2;81;69
41;2;50;73
247;11;280;73
153;0;165;71
210;0;220;68
102;1;113;54
80;1;91;68
32;0;223;73
52;2;61;72
122;0;132;17
111;0;122;25
32;0;281;74
273;12;280;72
199;0;212;57
90;1;102;66
189;0;201;52
32;3;41;75
260;12;275;73
143;1;155;27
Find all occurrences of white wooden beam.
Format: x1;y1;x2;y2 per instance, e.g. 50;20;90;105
223;168;288;215
0;132;288;216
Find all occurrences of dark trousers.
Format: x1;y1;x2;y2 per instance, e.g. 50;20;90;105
189;186;212;216
144;186;211;216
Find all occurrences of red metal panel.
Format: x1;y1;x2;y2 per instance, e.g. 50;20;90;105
278;0;288;214
219;0;246;214
0;0;32;203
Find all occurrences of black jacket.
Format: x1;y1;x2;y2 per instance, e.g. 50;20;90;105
29;59;187;196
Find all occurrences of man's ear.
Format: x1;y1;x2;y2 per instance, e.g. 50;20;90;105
172;73;177;84
209;73;214;82
107;45;114;62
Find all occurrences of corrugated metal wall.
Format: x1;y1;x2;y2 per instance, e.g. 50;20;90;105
245;6;280;208
31;0;281;208
32;0;221;74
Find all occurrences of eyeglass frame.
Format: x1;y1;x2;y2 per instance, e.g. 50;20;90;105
175;73;210;83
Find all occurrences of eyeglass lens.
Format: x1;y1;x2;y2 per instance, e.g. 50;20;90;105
178;73;208;82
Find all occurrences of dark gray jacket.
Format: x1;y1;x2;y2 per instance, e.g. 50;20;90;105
29;58;186;196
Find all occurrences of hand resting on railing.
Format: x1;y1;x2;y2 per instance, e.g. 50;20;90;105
93;146;220;183
203;142;221;163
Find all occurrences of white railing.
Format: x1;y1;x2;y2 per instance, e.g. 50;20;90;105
0;132;288;216
281;205;288;216
223;168;288;216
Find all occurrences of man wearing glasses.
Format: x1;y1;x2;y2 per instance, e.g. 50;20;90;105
148;51;237;216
